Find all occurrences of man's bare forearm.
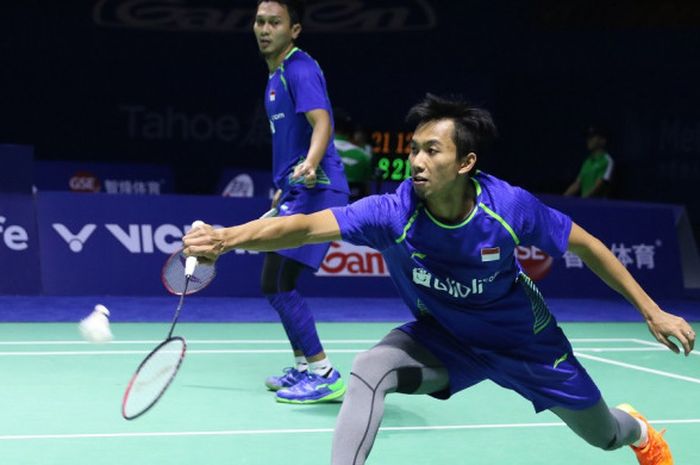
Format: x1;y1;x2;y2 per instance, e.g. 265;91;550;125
220;215;319;253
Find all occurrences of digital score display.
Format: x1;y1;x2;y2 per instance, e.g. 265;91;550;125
371;130;413;181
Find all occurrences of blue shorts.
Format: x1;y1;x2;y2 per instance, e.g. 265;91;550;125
398;317;601;413
276;187;349;270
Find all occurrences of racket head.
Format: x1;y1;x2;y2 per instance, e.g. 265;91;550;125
161;250;216;296
122;336;187;420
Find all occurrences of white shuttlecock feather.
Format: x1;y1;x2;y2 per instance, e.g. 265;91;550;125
79;304;114;343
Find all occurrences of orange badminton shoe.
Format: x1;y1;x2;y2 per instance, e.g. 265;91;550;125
617;404;673;465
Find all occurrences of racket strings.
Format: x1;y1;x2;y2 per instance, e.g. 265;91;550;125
122;337;186;419
162;251;216;295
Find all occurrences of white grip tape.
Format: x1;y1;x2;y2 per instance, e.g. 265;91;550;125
260;207;278;219
185;220;204;277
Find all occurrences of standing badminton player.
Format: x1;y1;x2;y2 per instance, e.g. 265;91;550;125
185;94;693;464
252;0;350;403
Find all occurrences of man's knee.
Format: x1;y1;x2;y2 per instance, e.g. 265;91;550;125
349;349;394;389
350;347;424;394
350;350;380;378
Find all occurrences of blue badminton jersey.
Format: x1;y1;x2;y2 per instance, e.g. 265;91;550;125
331;172;573;350
264;47;349;194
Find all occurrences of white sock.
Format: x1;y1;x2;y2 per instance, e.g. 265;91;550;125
295;356;308;372
632;418;649;448
309;357;332;377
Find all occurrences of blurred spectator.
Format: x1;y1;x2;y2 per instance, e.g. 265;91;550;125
351;126;374;158
334;108;372;200
564;125;614;198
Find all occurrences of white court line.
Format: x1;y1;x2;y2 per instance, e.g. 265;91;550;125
1;418;698;441
575;352;700;384
0;347;673;357
569;338;646;343
0;349;368;356
0;339;380;346
575;348;666;352
630;339;666;347
630;338;700;357
0;337;647;346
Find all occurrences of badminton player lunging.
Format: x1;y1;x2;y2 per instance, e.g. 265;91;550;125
185;94;692;464
251;0;350;404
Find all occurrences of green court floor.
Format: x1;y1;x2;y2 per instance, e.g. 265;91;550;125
0;322;697;464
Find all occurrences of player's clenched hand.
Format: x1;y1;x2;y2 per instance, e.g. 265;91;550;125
292;160;317;188
183;223;224;264
646;309;695;356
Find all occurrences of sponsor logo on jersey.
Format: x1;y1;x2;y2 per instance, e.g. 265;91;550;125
412;268;499;299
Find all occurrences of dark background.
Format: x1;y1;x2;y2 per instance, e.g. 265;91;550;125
2;0;699;234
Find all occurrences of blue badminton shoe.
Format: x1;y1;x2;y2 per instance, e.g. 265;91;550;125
265;367;306;391
275;369;346;404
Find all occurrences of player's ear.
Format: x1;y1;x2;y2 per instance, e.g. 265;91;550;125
291;23;302;39
458;152;477;175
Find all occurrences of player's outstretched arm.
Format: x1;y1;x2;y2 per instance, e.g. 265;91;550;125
567;222;696;355
183;210;341;262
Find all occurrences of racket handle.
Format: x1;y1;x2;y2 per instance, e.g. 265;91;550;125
260;207;278;219
185;220;205;277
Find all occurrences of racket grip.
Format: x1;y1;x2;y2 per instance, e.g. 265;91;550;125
260;207;278;219
185;220;205;277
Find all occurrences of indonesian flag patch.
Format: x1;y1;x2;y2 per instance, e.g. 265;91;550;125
481;247;501;262
269;90;276;102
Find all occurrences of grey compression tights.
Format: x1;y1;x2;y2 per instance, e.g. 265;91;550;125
331;329;449;465
331;329;642;465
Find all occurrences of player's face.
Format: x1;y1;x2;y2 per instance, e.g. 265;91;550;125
409;119;473;200
253;2;300;58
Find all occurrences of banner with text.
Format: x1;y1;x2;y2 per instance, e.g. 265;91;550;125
35;161;174;195
34;192;398;297
0;195;42;294
521;195;684;298
17;192;689;298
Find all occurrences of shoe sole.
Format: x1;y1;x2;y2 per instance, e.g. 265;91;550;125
275;385;347;404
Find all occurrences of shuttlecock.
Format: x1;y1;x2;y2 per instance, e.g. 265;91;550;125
79;304;114;343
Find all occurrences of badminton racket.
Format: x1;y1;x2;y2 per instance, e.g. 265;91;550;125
121;220;205;420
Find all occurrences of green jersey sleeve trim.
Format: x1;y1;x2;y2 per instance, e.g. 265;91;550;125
395;208;421;244
479;203;521;245
285;46;300;60
278;47;300;92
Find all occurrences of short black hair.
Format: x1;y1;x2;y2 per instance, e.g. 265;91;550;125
256;0;305;26
406;93;497;160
